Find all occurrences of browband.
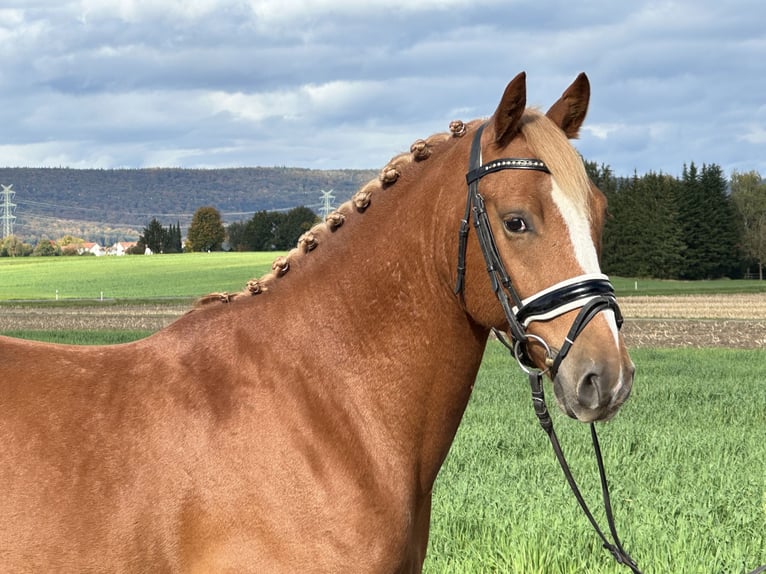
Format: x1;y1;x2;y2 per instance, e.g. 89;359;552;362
466;157;550;185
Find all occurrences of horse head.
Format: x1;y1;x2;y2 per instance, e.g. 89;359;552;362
456;72;634;423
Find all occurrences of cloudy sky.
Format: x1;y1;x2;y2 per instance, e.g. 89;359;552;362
1;0;764;177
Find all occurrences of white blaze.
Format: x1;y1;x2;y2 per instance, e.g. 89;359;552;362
550;179;600;274
550;179;621;346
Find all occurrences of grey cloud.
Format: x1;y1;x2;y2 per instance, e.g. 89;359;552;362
1;0;765;176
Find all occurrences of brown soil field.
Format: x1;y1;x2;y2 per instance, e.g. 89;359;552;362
619;294;766;349
0;304;188;332
1;294;765;349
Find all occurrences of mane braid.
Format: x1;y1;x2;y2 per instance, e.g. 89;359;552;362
194;113;587;309
518;109;592;216
194;120;470;308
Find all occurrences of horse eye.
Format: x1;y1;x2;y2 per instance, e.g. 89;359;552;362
504;217;528;233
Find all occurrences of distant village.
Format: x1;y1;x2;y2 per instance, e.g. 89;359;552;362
78;241;148;256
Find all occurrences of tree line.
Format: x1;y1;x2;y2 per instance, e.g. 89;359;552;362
136;205;318;253
135;220;183;254
0;205;319;256
588;162;765;280
136;206;319;253
226;206;318;251
2;166;376;243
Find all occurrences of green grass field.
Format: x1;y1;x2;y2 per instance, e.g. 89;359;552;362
0;252;284;301
0;329;153;345
611;276;766;296
1;253;765;301
425;345;765;573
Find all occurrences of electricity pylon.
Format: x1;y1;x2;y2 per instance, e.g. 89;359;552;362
1;184;16;238
319;189;335;221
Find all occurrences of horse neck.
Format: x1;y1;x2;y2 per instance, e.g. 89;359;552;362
244;148;488;491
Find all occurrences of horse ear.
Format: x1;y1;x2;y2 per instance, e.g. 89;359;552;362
546;72;590;139
493;72;527;148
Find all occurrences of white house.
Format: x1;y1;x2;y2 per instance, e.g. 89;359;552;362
78;242;106;256
107;241;137;256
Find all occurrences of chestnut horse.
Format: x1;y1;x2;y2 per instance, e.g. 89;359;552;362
0;73;634;572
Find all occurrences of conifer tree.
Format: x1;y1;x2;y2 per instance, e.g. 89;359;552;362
677;163;741;278
139;218;167;253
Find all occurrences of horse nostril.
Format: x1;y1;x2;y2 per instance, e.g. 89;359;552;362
577;372;603;409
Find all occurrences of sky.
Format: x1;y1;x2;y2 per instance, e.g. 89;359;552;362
1;0;765;178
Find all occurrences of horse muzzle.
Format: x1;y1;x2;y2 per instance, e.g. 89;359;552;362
552;349;635;422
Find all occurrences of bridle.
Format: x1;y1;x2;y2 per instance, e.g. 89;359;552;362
454;121;642;572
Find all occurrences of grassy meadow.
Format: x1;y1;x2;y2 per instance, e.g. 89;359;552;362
0;329;151;345
611;276;766;296
1;254;765;572
1;253;765;302
0;252;283;301
425;345;765;573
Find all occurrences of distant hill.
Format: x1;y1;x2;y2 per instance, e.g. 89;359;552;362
0;167;378;244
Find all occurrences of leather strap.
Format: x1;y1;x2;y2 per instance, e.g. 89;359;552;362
528;370;643;573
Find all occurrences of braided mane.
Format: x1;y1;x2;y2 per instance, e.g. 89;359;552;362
195;119;477;307
196;110;589;307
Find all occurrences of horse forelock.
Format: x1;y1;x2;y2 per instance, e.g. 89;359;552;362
518;109;592;219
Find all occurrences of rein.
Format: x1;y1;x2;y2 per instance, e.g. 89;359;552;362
454;122;641;572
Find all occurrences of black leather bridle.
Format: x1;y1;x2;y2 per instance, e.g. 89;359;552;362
454;122;642;573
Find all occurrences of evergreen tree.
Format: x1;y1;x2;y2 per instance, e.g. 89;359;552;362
585;161;618;196
601;173;645;276
677;163;741;279
585;161;619;269
699;164;741;277
163;222;182;253
677;162;706;278
139;218;168;253
634;173;686;278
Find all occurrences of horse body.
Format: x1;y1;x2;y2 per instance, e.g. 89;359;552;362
0;73;634;572
0;173;485;572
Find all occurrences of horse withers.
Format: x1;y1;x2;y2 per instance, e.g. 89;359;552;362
0;72;634;572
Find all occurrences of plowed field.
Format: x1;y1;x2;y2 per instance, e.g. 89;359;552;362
1;294;765;348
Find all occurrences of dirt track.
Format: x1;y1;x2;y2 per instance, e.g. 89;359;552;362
1;294;765;349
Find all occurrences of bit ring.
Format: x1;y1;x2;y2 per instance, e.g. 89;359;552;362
513;333;554;375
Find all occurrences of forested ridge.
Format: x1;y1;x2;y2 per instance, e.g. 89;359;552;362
0;166;377;242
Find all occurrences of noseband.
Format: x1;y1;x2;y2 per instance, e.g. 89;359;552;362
454;122;642;573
